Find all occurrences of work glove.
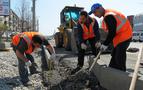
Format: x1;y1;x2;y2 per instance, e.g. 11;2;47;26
25;60;32;67
100;44;108;51
81;43;87;50
95;42;101;48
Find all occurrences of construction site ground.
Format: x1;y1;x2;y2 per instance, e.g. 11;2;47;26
0;40;143;90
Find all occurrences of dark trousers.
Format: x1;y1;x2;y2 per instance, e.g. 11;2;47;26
109;39;131;71
13;45;49;83
77;38;99;67
40;45;49;71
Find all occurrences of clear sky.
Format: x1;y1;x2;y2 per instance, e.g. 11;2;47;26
12;0;143;35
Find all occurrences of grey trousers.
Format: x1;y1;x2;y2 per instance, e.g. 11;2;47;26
13;45;49;84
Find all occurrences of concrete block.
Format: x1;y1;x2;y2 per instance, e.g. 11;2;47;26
91;63;143;90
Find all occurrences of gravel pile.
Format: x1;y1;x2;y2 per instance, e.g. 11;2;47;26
0;48;47;90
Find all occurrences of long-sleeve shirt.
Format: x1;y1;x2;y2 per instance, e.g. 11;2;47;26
77;17;100;45
103;15;117;46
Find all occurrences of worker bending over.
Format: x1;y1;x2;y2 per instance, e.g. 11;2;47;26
12;32;56;86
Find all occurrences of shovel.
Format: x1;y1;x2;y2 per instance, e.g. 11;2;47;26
65;51;103;90
71;51;102;77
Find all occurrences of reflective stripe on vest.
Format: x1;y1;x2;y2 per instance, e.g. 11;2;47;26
102;9;132;47
23;34;31;45
115;15;127;31
80;21;95;40
12;32;40;54
103;12;127;32
22;34;33;54
22;32;40;54
12;33;23;46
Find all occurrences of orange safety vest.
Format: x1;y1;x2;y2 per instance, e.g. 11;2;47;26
12;32;40;54
80;19;95;40
102;9;132;47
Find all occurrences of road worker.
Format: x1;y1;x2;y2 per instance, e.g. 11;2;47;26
89;3;132;71
71;11;100;74
12;32;56;86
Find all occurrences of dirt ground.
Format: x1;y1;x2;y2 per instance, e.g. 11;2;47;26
0;42;106;90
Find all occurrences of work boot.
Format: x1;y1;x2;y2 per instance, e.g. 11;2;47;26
41;66;49;71
22;81;32;87
29;63;40;75
70;66;82;75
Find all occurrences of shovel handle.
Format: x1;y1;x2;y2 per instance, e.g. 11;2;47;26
129;45;143;90
71;51;101;76
89;51;101;72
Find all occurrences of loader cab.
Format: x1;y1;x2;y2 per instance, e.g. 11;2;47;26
55;6;84;52
60;6;84;29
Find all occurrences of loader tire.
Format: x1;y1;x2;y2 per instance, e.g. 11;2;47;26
54;32;63;48
71;28;78;54
63;30;71;51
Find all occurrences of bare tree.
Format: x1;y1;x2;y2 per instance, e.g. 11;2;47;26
0;23;8;42
16;0;32;32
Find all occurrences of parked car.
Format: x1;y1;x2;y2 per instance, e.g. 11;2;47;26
132;32;140;42
139;33;143;42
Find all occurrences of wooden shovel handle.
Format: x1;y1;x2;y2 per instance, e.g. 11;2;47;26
129;45;143;90
89;51;102;72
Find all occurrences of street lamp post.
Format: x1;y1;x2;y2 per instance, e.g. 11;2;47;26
32;0;36;31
